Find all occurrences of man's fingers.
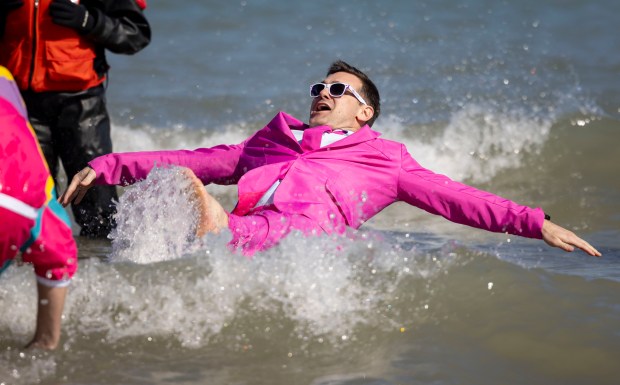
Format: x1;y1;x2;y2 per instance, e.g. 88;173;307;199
541;220;602;257
559;230;601;257
558;233;601;257
59;167;96;206
74;187;89;205
569;238;601;257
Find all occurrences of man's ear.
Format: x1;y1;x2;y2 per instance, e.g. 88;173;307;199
357;104;374;125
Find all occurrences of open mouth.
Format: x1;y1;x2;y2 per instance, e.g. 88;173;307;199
314;102;332;112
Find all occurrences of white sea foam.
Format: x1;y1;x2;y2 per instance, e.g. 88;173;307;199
111;122;250;153
376;102;552;183
75;235;446;348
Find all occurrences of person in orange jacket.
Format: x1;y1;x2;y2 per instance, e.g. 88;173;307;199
0;0;151;237
1;66;77;350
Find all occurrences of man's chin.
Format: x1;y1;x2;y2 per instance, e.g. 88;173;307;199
308;115;327;127
308;118;321;127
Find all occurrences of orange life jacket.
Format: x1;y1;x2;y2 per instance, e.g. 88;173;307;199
0;0;104;92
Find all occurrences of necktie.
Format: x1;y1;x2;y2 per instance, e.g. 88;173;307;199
301;126;333;152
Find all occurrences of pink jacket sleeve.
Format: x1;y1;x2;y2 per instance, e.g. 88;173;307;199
89;143;246;186
396;145;544;239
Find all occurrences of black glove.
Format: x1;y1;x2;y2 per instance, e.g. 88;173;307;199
0;0;24;13
49;0;95;34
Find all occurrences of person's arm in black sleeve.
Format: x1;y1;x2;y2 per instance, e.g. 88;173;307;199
80;0;151;54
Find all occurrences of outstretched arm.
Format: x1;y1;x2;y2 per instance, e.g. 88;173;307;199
59;167;97;207
397;146;601;257
542;219;601;257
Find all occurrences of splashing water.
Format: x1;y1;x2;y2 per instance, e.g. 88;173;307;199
60;231;455;350
109;166;203;264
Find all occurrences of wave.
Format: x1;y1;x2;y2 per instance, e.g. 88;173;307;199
2;232;618;384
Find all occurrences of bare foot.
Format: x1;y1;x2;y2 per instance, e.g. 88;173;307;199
180;168;229;237
25;339;58;350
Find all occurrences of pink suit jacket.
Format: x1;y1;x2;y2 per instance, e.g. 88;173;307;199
90;111;544;240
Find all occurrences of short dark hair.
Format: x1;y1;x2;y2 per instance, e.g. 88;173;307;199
326;60;381;126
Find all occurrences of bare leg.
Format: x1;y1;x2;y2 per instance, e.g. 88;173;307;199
26;283;67;350
180;168;229;236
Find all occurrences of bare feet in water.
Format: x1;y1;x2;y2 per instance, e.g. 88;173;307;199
180;168;229;236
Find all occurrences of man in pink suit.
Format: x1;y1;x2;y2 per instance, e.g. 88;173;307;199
0;66;78;349
60;61;600;257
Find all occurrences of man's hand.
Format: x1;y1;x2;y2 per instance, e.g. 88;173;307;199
541;219;601;257
49;0;95;34
59;167;97;206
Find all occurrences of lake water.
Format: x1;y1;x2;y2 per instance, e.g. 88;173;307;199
1;0;619;384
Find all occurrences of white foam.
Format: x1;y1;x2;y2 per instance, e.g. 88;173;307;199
376;102;552;183
0;208;451;352
108;166;205;264
111;122;251;153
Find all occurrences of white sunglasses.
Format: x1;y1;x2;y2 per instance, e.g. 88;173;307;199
309;82;367;105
